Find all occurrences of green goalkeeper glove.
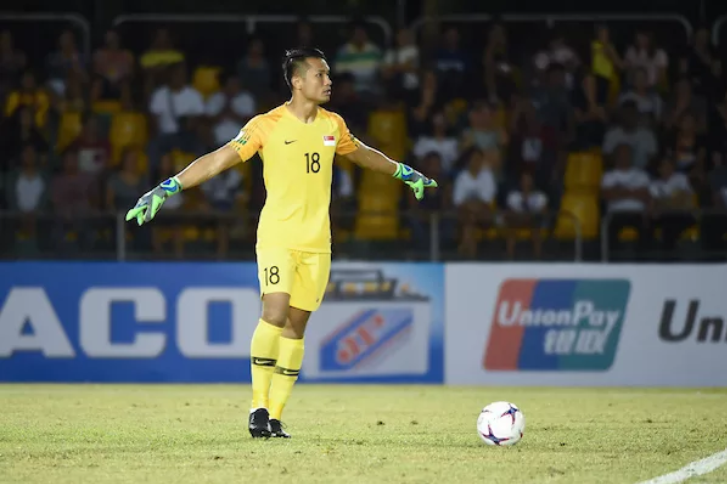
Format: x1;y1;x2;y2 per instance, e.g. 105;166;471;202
125;177;182;226
393;163;438;200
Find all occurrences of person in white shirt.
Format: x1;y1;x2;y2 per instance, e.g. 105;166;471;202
649;157;696;253
412;112;458;173
148;62;205;167
382;28;419;97
453;148;497;258
618;68;663;125
624;31;668;89
602;101;658;169
9;145;47;242
504;171;548;260
205;73;256;146
601;143;653;256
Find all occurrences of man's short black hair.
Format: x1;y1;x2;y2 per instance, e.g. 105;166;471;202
282;47;327;89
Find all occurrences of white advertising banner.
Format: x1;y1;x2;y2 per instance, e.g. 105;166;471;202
445;264;727;387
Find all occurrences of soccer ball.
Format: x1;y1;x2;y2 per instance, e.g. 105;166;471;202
476;401;525;446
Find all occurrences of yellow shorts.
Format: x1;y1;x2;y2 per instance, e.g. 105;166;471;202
256;248;331;312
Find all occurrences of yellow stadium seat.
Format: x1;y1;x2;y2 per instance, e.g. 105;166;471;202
555;193;600;240
93;100;122;115
565;151;603;191
110;112;148;163
355;197;399;240
193;66;221;99
367;109;407;161
56;112;83;152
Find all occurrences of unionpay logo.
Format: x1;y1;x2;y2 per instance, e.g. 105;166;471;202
484;279;631;371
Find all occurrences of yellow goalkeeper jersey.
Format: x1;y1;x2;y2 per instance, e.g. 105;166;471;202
228;103;360;253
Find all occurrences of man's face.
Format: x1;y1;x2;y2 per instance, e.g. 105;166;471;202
296;57;332;103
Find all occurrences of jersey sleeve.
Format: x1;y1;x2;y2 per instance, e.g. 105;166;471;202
332;113;361;156
227;115;266;162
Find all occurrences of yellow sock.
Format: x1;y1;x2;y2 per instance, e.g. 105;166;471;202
268;337;304;420
250;319;283;410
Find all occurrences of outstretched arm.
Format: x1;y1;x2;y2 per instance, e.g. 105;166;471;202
175;145;240;190
343;143;438;200
126;118;263;226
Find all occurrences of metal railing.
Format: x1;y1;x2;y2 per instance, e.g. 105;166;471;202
0;12;91;57
411;12;693;43
600;208;727;262
112;14;393;47
0;209;583;262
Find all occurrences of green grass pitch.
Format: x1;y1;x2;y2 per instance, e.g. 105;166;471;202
1;385;726;483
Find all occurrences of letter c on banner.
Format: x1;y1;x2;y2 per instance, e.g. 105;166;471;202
80;288;166;358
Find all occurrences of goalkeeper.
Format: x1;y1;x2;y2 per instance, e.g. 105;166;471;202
125;47;437;439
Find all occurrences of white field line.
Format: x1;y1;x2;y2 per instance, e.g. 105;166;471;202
636;448;727;484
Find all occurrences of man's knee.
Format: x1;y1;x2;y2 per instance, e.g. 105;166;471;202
261;293;290;327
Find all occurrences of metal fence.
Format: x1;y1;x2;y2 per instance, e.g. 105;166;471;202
600;208;727;262
0;209;583;262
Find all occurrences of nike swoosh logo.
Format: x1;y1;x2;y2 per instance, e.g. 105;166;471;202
285;140;296;145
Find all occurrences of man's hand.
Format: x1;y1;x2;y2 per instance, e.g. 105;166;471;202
125;177;182;226
393;163;438;200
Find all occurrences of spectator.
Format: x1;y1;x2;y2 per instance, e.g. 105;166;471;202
668;111;707;181
529;63;573;153
618;67;663;125
148;62;205;166
453;148;497;258
662;78;707;133
69;115;111;176
237;38;272;101
4;70;50;127
140;28;185;97
603;101;658;170
460;101;508;178
484;23;518;105
382;28;420;101
503;171;548;260
409;69;443;137
434;27;469;99
533;31;579;90
624;30;668;89
404;151;454;252
508;97;554;186
334;23;382;97
679;27;715;95
601;143;652;256
1;107;48;167
591;24;623;105
55;70;87;114
106;148;144;212
50;149;97;249
7;145;47;240
328;73;367;135
572;73;607;149
45;29;87;96
649;156;696;254
294;18;314;47
0;31;27;101
91;29;133;104
412;111;458;174
205;73;255;146
199;164;244;258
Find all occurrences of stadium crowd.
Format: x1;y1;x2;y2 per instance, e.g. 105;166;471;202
1;18;727;260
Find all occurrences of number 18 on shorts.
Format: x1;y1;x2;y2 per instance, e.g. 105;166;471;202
256;248;331;312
